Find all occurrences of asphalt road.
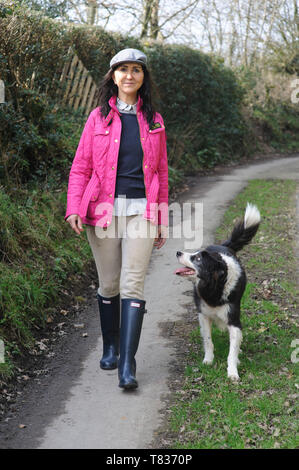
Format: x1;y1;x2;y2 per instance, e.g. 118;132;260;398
1;154;298;449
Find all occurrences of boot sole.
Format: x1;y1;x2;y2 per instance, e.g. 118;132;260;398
100;364;118;370
119;382;138;390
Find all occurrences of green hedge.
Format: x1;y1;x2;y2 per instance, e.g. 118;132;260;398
0;2;247;187
69;32;247;169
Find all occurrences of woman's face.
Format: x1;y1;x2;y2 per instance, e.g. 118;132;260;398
112;62;144;102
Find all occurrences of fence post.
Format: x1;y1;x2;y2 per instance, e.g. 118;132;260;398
62;55;79;105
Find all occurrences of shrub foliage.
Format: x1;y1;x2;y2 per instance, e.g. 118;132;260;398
0;1;247;187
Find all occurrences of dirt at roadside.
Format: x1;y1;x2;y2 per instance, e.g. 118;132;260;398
0;263;98;433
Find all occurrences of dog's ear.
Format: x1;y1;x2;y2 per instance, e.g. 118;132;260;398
201;251;226;275
200;250;213;260
201;250;223;265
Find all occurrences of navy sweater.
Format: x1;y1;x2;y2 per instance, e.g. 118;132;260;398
114;113;146;199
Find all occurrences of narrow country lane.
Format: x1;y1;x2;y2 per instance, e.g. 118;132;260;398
1;155;298;449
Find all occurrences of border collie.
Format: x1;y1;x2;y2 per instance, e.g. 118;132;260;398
175;203;261;381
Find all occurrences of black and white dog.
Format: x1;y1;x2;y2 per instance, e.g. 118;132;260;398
175;203;261;381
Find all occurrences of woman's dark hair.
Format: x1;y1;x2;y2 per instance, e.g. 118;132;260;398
97;65;156;127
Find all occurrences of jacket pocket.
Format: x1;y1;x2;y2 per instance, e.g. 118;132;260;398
148;126;165;166
148;127;165;171
93;126;110;154
94;126;110;136
79;172;101;218
90;178;101;202
148;126;165;135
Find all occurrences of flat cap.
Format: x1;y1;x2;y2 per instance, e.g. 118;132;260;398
110;48;147;69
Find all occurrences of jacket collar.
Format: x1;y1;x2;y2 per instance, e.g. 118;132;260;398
103;95;143;128
117;97;137;114
108;94;143;113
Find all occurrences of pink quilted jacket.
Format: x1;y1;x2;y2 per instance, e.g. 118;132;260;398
65;95;168;228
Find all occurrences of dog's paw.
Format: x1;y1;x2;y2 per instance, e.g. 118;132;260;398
203;357;214;365
227;371;240;382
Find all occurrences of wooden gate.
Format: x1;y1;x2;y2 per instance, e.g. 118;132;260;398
59;52;99;115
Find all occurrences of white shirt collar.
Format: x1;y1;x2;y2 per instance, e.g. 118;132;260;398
116;97;137;114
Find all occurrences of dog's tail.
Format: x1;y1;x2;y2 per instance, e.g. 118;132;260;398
222;203;261;253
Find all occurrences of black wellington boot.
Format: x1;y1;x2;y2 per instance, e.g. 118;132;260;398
118;298;146;389
97;293;120;370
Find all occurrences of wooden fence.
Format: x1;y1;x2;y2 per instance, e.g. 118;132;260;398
2;51;99;115
58;52;99;116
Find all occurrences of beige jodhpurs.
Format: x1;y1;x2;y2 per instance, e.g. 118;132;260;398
86;215;157;300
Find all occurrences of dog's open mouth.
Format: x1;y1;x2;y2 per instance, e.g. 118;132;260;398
175;267;196;276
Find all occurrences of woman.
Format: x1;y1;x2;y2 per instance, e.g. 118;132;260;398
65;48;168;390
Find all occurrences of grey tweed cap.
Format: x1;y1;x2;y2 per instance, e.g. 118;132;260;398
110;48;147;69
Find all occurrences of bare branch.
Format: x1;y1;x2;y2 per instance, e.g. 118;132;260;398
159;0;200;29
162;1;200;40
68;0;87;23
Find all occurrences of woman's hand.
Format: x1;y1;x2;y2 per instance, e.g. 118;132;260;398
154;225;168;249
66;214;84;235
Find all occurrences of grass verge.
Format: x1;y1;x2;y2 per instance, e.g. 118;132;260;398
0;187;93;379
166;179;299;449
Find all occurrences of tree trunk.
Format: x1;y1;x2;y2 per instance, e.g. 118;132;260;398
150;0;159;39
141;0;152;39
243;0;253;66
294;0;299;36
86;0;98;25
141;0;161;40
